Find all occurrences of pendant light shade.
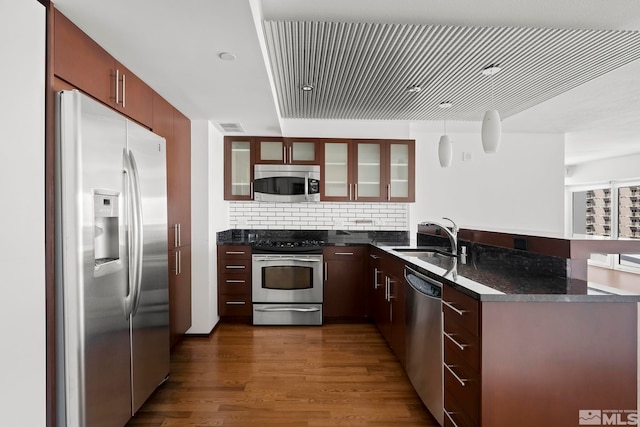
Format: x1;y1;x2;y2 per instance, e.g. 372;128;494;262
481;109;501;154
437;101;453;167
438;134;453;167
481;65;502;154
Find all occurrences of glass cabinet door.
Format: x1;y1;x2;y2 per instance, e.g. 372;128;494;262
228;139;252;198
323;142;350;199
389;143;409;199
290;141;316;163
258;139;285;163
356;143;382;199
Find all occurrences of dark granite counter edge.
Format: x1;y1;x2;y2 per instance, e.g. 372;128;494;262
376;245;640;303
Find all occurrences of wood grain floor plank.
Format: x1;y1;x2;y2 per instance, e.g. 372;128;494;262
127;323;439;426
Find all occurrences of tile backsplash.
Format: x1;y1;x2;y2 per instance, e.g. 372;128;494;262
228;202;409;230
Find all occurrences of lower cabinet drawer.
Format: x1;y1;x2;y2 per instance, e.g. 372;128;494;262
444;391;476;427
219;295;251;317
444;346;480;424
219;273;251;295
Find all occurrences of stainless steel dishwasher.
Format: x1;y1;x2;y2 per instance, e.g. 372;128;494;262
405;265;443;426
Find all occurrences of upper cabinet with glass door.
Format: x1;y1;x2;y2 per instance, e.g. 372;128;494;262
224;136;254;200
321;139;415;202
386;140;415;202
255;137;319;165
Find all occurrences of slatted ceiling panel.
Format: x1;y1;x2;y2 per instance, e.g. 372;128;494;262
263;21;640;121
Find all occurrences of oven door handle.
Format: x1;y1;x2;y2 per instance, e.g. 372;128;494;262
255;307;321;313
252;257;322;263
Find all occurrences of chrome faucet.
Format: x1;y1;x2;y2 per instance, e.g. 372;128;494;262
419;217;458;255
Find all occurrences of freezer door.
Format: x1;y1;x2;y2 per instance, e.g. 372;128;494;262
126;121;170;413
56;90;132;427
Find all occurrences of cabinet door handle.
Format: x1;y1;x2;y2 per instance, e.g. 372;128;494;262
349;183;352;200
225;280;246;284
177;223;181;247
121;72;126;108
354;183;358;201
289;146;292;164
226;301;246;305
387;184;391;201
444;364;469;387
387;278;395;300
250;181;254;199
283;146;287;163
177;250;181;275
333;252;353;256
225;251;246;255
442;300;467;316
443;331;468;351
174;224;179;248
174;251;179;276
226;265;246;270
324;262;328;281
374;267;381;289
114;69;119;105
444;411;461;427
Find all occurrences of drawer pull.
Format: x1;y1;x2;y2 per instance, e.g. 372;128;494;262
444;363;469;387
334;252;354;255
443;331;468;351
444;410;460;427
442;300;468;316
225;251;246;255
225;279;246;284
225;301;246;305
226;265;246;269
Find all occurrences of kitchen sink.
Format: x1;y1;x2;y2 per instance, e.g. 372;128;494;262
391;247;456;258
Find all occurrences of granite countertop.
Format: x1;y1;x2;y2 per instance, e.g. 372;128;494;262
216;228;640;303
380;244;640;302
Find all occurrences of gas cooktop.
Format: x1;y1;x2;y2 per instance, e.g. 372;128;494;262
252;239;325;254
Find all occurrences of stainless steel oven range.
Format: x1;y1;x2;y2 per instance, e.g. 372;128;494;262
251;240;324;325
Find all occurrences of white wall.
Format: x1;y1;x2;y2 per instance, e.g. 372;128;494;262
0;0;46;424
188;121;228;334
408;130;566;236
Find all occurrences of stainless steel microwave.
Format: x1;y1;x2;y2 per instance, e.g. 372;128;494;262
253;164;320;202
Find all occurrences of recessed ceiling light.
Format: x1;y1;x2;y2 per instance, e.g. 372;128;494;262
301;84;314;92
481;64;501;76
407;85;422;93
218;52;236;61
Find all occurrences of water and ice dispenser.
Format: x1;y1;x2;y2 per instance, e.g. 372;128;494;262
94;191;120;266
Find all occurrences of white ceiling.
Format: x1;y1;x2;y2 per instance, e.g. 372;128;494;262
53;0;640;165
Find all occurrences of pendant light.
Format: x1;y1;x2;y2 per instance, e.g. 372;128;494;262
481;64;502;154
438;102;453;167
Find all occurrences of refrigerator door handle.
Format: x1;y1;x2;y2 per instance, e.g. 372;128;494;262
128;150;144;317
123;149;135;318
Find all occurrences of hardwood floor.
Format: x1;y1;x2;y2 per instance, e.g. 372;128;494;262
127;323;439;426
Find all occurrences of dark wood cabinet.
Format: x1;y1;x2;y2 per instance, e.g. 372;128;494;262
53;9;153;128
371;250;406;366
323;246;367;321
169;246;191;348
217;245;252;321
224;136;255;200
170;108;191;247
321;139;415;202
152;92;192;346
223;136;414;202
441;285;639;427
442;285;481;427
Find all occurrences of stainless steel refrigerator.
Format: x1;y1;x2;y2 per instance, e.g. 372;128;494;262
55;90;170;427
